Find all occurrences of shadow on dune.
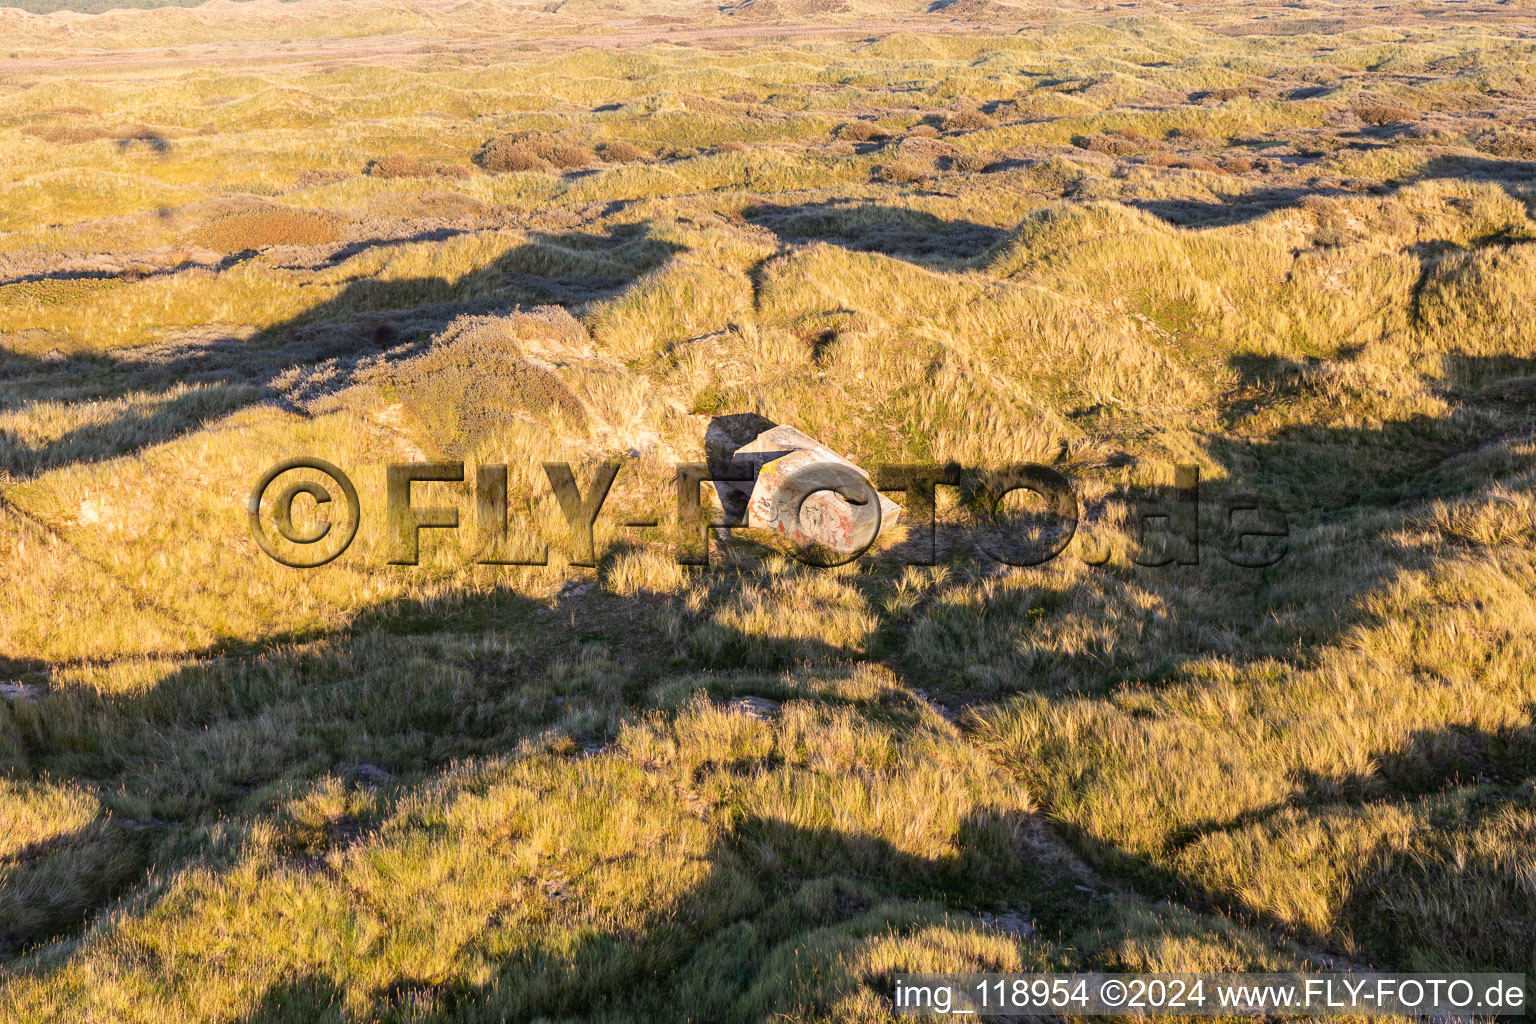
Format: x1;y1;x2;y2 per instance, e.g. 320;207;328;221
743;200;1008;265
1129;154;1535;230
1130;186;1346;227
0;225;683;479
1141;717;1536;974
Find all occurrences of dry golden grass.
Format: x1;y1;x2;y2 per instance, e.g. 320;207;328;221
364;155;472;180
1;0;1535;1017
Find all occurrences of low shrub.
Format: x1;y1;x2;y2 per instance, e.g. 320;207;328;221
1199;86;1257;102
477;132;595;173
1354;104;1417;126
1145;152;1223;173
836;121;889;143
941;108;995;133
1474;128;1536;159
904;124;941;139
366;155;426;178
947;151;993;173
872;160;925;184
480;141;546;172
188;206;345;251
595;140;645;162
1074;131;1157;156
362;312;589;452
1023;156;1088;194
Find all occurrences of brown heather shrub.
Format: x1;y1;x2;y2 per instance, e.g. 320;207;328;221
1166;126;1210;142
715;141;745;154
477;132;595;173
1221;154;1257;173
1145;152;1223;173
481;142;546;172
545;144;594;169
1354;103;1417;126
872;160;925;184
367;155;427;178
1075;131;1156;156
1200;86;1257;102
836;121;889;143
1475;128;1536;159
188;207;345;252
904;124;941;139
722;91;758;103
948;151;993;173
941;108;996;132
595;140;645;162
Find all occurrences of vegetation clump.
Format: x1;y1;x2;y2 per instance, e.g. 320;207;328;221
947;151;995;173
1199;85;1259;101
1475;127;1536;158
871;159;926;183
477;132;595;172
362;311;590;453
1354;103;1418;126
1075;129;1159;155
188;206;345;251
941;108;996;132
595;139;646;162
836;121;890;142
1166;126;1210;142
